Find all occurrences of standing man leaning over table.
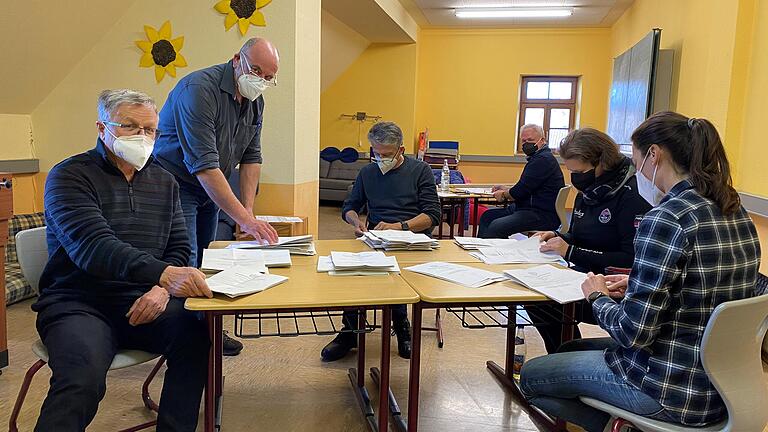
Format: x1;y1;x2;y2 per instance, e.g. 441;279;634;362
478;124;565;238
321;121;441;362
153;37;279;356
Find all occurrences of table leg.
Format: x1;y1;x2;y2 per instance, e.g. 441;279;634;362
214;314;223;429
487;305;561;432
438;200;444;239
349;309;376;430
458;200;466;236
472;199;480;237
406;302;423;432
448;202;455;239
560;303;576;344
204;312;215;432
378;307;392;432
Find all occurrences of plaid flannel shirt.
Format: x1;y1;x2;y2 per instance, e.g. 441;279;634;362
592;179;761;426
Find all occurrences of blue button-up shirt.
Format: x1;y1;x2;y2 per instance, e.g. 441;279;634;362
154;61;264;189
593;179;761;426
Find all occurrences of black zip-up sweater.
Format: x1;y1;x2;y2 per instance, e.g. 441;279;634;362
32;139;190;311
508;147;564;227
560;158;652;274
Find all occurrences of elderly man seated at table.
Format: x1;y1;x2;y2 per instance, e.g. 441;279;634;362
31;89;212;432
321;121;441;362
478;124;565;238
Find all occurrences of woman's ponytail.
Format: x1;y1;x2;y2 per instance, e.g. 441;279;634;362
688;118;741;214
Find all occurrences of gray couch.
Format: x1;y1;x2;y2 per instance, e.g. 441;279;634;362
319;158;369;202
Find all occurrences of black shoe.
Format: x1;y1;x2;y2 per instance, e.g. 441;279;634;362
222;331;243;356
393;319;412;359
321;331;358;362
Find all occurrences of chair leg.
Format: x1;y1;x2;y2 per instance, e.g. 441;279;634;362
142;356;165;412
435;309;444;348
9;359;47;432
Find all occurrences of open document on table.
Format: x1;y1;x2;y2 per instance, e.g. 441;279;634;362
470;236;566;265
360;230;439;251
206;266;289;298
503;265;587;304
317;252;400;276
225;235;316;255
201;248;291;271
453;233;528;250
404;262;507;288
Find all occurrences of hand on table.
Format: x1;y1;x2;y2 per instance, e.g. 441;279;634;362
159;266;213;298
604;274;629;299
540;236;569;257
491;185;505;192
581;272;610;299
240;218;279;245
126;285;170;326
493;189;508;202
373;221;401;231
533;231;557;242
352;220;368;237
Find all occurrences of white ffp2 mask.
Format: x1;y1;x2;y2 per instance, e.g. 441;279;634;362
636;150;665;206
104;127;154;170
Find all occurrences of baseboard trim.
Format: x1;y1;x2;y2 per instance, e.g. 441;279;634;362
0;159;39;174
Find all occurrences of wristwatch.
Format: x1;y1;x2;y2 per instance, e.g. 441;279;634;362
587;291;606;304
400;221;410;231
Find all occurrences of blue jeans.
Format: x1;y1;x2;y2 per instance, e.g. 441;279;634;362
477;205;558;238
520;339;675;432
178;181;220;267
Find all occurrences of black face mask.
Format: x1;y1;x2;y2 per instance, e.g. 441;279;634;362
522;142;538;156
570;169;596;192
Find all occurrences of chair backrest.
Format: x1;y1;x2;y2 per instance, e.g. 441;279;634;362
555;185;572;234
15;226;48;294
700;293;768;432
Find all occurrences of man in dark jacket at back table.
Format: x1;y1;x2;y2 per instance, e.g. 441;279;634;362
478;124;565;238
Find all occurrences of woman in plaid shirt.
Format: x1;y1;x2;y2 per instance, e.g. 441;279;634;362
520;112;761;431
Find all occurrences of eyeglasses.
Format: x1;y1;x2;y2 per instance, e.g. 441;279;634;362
240;52;278;87
102;121;159;138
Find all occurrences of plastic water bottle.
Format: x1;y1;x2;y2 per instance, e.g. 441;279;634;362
512;325;526;380
440;159;450;192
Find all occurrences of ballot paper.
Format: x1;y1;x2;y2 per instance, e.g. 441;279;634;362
360;230;439;251
225;235;316;255
254;215;304;223
201;249;268;272
330;251;398;270
404;262;508;288
453;236;520;250
207;267;288;298
503;265;587;304
452;187;493;195
317;256;395;276
471;236;565;265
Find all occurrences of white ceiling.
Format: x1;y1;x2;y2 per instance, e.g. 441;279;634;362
410;0;634;28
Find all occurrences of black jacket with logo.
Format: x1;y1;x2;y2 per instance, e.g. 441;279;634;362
559;158;652;274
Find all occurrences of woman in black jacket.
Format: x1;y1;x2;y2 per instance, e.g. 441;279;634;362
525;128;652;353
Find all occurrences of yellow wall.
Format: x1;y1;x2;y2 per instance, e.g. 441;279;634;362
321;10;370;92
736;0;768;196
0;114;34;160
320;42;419;150
415;28;612;156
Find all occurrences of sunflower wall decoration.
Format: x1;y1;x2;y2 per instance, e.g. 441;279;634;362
136;21;187;83
214;0;272;35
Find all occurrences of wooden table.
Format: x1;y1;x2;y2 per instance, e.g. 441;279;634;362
186;256;420;432
389;262;571;432
0;173;12;371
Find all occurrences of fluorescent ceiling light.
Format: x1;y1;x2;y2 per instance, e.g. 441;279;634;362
454;8;573;19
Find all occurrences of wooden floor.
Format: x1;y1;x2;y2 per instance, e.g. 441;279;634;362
0;204;604;431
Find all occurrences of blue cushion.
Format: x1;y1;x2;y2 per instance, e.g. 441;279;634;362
320;147;341;162
339;147;360;163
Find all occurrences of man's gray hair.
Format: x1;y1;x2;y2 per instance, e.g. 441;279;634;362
520;123;545;139
368;121;403;148
97;89;156;121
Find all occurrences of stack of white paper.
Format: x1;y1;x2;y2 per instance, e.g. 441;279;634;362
360;230;439;251
452;187;493;195
254;215;304;223
470;236;566;265
504;265;587;304
202;249;292;270
225;235;316;255
201;249;267;272
453;236;521;250
404;262;507;288
317;252;400;276
207;267;288;298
